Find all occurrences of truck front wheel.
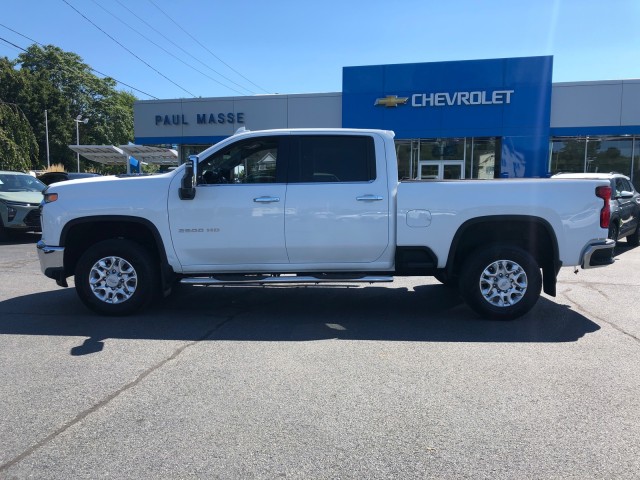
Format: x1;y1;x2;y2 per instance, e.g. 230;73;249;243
75;239;158;316
459;245;542;321
434;270;458;289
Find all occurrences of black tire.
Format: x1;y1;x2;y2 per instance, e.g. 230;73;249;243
0;220;7;242
75;239;158;316
434;270;458;289
459;245;542;321
627;224;640;247
608;222;619;242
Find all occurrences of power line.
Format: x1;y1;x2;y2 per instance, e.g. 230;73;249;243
147;0;271;94
61;0;196;98
113;0;258;95
0;36;24;53
0;23;159;99
90;0;250;96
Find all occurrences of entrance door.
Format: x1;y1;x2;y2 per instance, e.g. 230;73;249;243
418;160;464;179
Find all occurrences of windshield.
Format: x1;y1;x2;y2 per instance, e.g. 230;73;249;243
0;174;47;193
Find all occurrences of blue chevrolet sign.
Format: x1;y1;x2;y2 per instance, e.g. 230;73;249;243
342;56;553;177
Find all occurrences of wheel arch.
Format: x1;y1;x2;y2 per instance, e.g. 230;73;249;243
608;215;621;239
60;215;174;288
444;215;561;296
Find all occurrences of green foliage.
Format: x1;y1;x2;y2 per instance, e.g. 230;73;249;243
0;45;136;172
0;103;39;171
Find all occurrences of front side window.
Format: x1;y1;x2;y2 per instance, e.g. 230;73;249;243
614;177;633;197
622;178;635;193
198;137;280;184
288;135;376;183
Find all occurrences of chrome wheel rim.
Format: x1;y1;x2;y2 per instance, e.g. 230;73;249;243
88;256;137;304
479;259;527;307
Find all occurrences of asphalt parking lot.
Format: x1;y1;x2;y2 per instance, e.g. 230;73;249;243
1;234;639;479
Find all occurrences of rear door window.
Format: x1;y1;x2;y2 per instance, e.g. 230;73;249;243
287;135;376;183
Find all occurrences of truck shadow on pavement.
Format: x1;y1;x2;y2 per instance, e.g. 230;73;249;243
612;241;637;258
0;282;600;355
0;232;41;245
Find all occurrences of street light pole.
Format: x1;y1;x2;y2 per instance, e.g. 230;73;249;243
45;109;50;169
74;114;88;172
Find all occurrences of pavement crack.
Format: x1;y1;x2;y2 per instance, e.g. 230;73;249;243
0;315;236;473
562;290;640;345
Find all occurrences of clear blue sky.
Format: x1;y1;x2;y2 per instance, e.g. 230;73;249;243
1;0;639;100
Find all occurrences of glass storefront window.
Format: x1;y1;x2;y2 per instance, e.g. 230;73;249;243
420;139;465;161
586;138;633;176
395;137;498;180
549;138;586;173
549;136;637;188
396;141;413;180
468;138;498;179
180;145;210;164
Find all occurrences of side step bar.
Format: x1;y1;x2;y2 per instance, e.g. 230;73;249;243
181;275;394;286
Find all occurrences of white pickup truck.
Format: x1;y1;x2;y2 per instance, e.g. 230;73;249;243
37;128;615;320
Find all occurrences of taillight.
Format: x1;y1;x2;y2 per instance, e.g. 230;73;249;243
595;185;611;228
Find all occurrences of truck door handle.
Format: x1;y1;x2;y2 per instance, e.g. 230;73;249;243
253;196;280;203
356;195;384;201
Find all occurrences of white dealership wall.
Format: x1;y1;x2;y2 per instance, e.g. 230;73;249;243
134;92;342;144
550;79;640;130
134;81;640;146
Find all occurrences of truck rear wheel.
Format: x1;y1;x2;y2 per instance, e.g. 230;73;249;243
459;245;542;320
75;239;158;316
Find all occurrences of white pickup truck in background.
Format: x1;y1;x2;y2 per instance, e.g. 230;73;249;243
37;128;615;320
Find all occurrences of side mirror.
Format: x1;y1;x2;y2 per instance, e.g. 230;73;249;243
619;190;634;200
179;155;198;200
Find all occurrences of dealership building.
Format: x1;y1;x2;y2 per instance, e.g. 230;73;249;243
133;55;640;188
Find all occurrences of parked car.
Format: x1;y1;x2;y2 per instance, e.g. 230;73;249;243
553;172;640;245
37;171;101;185
0;171;46;240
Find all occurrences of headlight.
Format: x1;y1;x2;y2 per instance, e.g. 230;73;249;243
43;192;59;203
7;206;17;221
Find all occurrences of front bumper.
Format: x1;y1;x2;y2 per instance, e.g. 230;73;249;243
36;240;68;287
2;205;41;231
581;239;616;269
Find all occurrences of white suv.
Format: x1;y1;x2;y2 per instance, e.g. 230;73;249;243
0;171;46;241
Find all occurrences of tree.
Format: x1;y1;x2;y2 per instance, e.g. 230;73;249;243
0;102;39;171
0;45;136;172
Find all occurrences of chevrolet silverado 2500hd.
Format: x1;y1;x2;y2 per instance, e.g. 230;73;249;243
37;128;615;319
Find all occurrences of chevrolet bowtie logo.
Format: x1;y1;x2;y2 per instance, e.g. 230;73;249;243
374;95;409;107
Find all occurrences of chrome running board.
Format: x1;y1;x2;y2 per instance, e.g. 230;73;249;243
181;274;393;286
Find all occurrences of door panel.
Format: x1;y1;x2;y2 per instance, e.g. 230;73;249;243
615;178;635;236
284;134;390;264
168;135;288;268
168;184;287;267
285;183;389;263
